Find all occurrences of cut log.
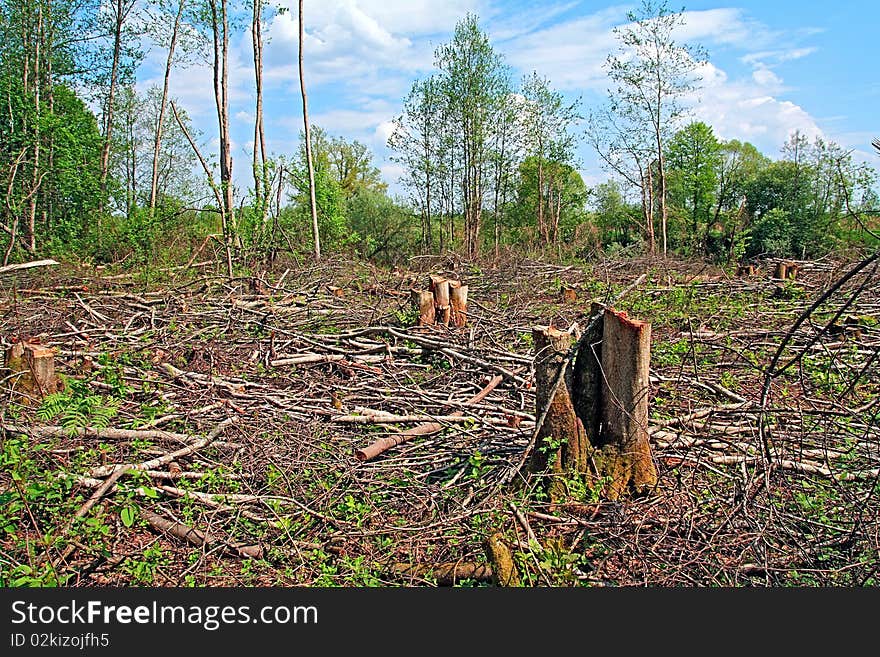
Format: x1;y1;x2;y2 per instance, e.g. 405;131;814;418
597;309;658;498
411;289;436;326
431;275;451;325
773;262;788;279
389;562;493;585
449;281;468;327
4;339;59;397
0;258;59;276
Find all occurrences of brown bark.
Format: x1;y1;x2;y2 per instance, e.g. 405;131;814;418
411;289;435;326
527;306;657;501
597;309;657;498
430;275;450;325
4;340;58;397
389;562;493;585
449;281;468;327
773;262;788;280
529;326;589;500
355;373;504;461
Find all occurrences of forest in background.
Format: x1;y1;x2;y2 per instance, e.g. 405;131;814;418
1;0;878;272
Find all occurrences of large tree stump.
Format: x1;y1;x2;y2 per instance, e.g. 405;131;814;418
596;309;657;498
449;282;468;327
430;275;451;325
411;289;436;326
529;327;590;500
773;262;788;280
4;339;59;397
527;307;658;501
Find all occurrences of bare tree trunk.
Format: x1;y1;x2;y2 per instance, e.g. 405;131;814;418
98;0;126;221
208;0;234;277
298;0;320;261
643;164;655;255
149;0;184;215
252;0;268;227
26;2;42;253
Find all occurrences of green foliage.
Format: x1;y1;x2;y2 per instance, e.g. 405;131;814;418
37;380;120;436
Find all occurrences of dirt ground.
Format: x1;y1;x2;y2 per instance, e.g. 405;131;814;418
1;252;878;586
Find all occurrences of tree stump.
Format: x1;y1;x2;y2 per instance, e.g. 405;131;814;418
4;339;59;397
527;307;657;501
736;264;755;277
785;264;799;280
596;309;657;498
773;262;788;280
449;282;468;327
529;327;590;500
430;275;451;325
411;289;436;326
560;286;577;303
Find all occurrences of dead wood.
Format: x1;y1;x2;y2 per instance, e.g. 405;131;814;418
483;532;520;586
431;275;451;325
389;561;493;585
0;258;59;275
140;509;262;558
411;289;435;326
354;373;505;461
449;281;468;327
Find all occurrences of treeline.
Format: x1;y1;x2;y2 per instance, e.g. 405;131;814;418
1;0;877;272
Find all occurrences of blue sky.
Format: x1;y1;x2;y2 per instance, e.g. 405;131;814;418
137;0;880;197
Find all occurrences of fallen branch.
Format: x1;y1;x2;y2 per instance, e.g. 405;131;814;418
0;258;59;276
140;508;262;558
87;418;235;478
389;562;493;585
355;373;507;461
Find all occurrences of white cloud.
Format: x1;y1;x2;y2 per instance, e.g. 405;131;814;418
690;63;823;153
742;47;817;67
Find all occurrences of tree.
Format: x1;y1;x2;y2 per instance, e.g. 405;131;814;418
509;157;589;249
388;76;445;251
603;0;706;255
297;0;319;261
666;121;720;252
520;72;582;246
147;0;191;217
709;139;766;260
435;13;511;258
95;0;142;221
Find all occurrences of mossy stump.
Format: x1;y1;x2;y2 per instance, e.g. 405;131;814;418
527;306;658;501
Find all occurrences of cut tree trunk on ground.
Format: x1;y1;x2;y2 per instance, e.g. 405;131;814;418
449;281;468;327
389;562;493;585
527;306;658;501
411;289;435;326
